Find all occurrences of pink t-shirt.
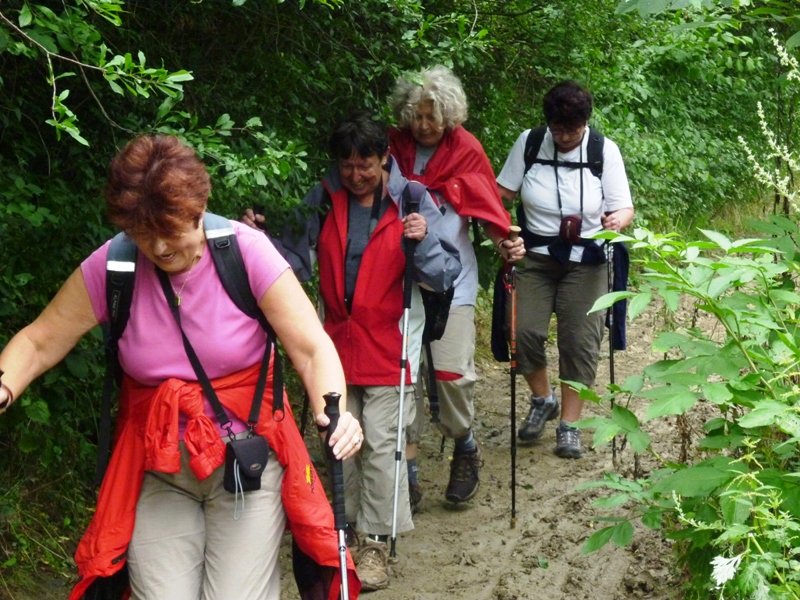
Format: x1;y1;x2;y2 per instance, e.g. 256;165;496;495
82;220;290;434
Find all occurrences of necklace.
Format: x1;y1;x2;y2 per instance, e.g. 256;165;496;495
171;255;201;306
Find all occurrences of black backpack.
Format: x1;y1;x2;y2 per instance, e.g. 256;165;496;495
523;125;605;178
97;212;283;481
516;126;606;236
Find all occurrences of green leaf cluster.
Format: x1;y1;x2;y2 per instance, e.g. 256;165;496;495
580;220;800;598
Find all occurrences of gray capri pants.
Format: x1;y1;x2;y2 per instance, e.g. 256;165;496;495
515;252;607;386
343;384;414;536
128;438;285;600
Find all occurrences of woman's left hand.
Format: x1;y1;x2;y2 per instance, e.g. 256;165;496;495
498;236;526;263
602;207;634;232
403;213;428;241
319;410;363;460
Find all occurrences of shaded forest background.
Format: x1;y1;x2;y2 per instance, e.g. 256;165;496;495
1;0;799;596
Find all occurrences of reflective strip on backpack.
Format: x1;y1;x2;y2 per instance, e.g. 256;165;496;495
205;226;235;240
107;260;136;273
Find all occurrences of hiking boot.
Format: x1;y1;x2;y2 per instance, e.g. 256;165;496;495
554;423;582;459
445;445;481;503
356;537;390;591
518;394;559;443
409;482;423;514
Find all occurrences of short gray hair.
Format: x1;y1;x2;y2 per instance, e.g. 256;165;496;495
390;65;468;129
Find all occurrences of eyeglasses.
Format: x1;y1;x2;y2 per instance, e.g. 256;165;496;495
549;124;585;137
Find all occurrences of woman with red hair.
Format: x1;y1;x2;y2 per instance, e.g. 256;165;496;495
0;134;362;599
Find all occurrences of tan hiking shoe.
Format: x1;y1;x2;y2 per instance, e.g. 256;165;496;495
356;537;390;591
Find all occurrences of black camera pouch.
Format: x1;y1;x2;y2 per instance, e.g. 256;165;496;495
559;215;583;244
223;434;270;493
420;286;455;343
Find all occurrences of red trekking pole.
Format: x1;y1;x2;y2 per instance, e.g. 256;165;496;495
323;392;349;600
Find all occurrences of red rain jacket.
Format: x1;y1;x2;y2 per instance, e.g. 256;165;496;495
388;126;510;234
317;183;411;386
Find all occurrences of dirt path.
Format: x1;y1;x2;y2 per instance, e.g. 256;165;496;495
280;304;685;600
9;302;684;600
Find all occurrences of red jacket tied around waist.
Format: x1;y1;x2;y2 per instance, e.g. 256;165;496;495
70;362;360;599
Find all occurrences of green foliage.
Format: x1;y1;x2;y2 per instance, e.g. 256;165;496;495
617;0;800;49
3;0;800;594
0;1;490;592
579;221;800;598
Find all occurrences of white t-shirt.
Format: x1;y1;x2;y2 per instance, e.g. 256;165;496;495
496;127;633;262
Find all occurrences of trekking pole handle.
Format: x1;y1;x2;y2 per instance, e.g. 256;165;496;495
323;392;347;531
402;196;420;309
508;225;521;242
405;196;420;216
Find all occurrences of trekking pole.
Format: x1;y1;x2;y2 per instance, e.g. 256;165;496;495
424;342;440;425
299;391;310;438
606;241;617;462
506;225;521;529
323;392;349;600
390;193;420;559
424;341;447;455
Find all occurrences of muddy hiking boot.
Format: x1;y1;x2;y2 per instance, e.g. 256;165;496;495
554;422;582;459
445;444;481;503
518;393;559;443
356;537;390;591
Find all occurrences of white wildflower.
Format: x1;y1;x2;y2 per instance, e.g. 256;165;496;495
710;553;744;589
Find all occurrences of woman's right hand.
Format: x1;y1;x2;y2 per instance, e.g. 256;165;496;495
316;409;363;460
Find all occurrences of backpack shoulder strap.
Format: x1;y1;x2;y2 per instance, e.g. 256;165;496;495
523;126;605;180
203;212;284;417
97;232;137;484
523;126;547;176
106;232;137;345
203;213;267;328
586;129;605;179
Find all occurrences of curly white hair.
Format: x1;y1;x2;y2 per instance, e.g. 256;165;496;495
390;65;468;129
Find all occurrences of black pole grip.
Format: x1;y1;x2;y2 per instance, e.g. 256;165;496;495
323;392;347;532
402;193;420;309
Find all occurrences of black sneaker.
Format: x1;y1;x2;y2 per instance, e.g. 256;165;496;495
518;395;559;443
554;423;582;459
445;445;481;503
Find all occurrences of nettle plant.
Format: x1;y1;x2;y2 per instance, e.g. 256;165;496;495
579;224;800;599
577;31;800;600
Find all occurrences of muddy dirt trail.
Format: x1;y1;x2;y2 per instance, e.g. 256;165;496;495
9;303;684;600
279;304;685;600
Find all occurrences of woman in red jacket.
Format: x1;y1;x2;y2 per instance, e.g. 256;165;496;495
247;113;461;590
